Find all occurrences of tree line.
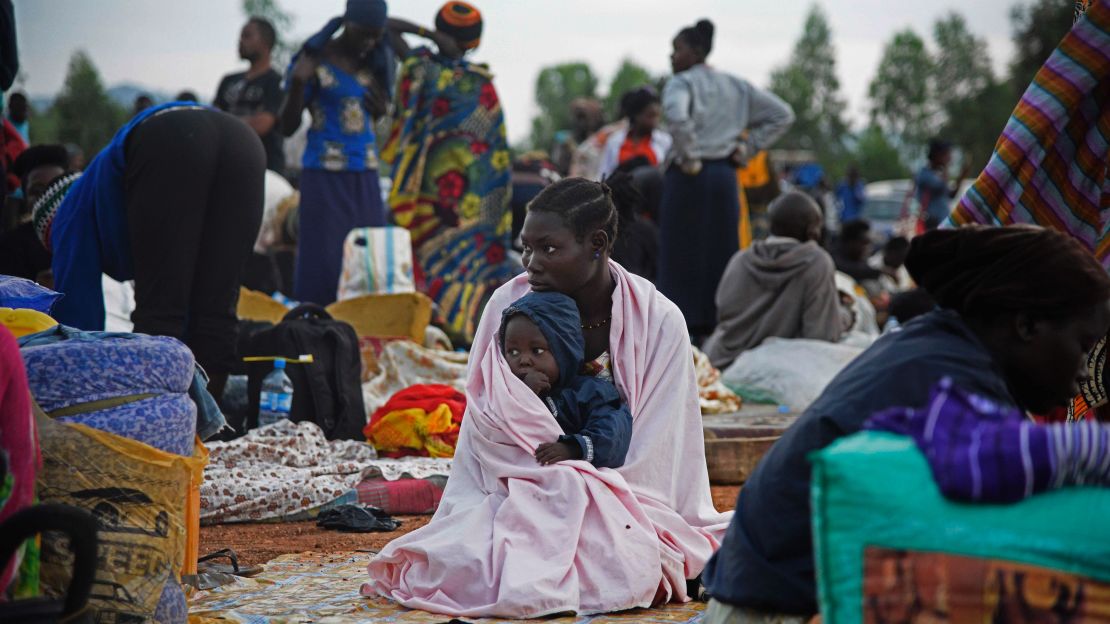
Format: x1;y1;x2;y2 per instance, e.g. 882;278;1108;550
527;0;1074;183
26;0;1071;185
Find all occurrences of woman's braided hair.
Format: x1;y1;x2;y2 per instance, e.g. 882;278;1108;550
527;177;619;248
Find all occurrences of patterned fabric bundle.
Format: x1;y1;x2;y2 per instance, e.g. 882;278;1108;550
946;0;1110;266
19;328;198;456
364;384;466;457
383;49;515;342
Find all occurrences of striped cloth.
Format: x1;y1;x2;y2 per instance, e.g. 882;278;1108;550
866;378;1110;503
946;0;1110;267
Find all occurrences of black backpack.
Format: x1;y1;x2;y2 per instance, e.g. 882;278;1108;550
240;304;366;440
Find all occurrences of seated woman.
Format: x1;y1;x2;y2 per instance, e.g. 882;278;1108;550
606;171;659;282
364;177;730;618
700;225;1110;622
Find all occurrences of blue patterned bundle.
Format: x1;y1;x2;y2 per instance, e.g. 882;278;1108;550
19;327;197;456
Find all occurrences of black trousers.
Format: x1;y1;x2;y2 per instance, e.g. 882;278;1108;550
124;108;264;380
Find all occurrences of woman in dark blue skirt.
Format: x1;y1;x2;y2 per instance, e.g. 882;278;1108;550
280;0;394;305
660;18;794;338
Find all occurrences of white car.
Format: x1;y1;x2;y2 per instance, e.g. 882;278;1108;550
859;178;974;240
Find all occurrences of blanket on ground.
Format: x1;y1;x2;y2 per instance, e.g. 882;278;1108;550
364;262;731;618
201;420;450;524
362;341;468;416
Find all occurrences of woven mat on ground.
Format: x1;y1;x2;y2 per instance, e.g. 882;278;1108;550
188;551;707;623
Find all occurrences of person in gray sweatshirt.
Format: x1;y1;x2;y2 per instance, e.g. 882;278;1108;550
701;191;844;370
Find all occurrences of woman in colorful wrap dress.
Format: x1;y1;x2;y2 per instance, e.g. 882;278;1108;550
383;1;515;343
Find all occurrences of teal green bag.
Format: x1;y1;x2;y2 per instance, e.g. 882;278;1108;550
810;431;1110;622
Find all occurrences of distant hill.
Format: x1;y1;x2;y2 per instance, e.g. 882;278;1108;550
27;83;175;113
106;84;175;108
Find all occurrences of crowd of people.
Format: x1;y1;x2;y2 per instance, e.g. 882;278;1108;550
2;0;1110;621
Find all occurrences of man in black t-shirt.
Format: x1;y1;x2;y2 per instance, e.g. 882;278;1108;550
214;17;285;175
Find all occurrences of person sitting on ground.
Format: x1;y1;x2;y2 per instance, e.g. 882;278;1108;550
869;236;911;290
701;191;843;370
598;86;671;180
700;225;1110;622
861;235;913;311
0;144;67;280
500;291;631;468
832;218;883;284
883;287;934;332
606;171;658;282
550;98;605;177
365;177;729;617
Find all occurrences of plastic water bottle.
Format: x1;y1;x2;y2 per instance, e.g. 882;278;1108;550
258;359;293;428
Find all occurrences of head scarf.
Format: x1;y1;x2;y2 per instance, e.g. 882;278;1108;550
905;225;1110;318
346;0;387;27
435;1;483;50
31;172;82;252
499;291;584;388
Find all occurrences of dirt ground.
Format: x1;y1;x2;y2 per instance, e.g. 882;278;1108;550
200;485;742;566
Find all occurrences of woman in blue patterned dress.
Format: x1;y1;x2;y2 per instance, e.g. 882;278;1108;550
280;0;393;305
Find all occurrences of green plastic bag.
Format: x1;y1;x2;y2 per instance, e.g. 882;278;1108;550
811;432;1110;622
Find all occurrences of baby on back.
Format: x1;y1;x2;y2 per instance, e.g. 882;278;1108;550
499;291;632;467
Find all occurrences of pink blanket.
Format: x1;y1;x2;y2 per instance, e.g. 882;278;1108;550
363;263;731;618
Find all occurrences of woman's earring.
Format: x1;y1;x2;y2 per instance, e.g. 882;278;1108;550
594;251;601;259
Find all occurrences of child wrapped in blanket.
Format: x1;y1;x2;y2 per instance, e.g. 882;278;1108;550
499;291;632;467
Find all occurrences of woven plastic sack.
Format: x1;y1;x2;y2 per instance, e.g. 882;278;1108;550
811;431;1110;623
720;338;862;410
337;226;415;301
35;411;206;624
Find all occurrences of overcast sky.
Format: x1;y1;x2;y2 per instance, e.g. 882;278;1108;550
17;0;1016;144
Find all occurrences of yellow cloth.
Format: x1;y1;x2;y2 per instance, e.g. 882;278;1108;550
737;151;773;250
367;403;458;458
0;307;57;338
